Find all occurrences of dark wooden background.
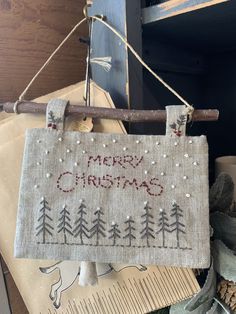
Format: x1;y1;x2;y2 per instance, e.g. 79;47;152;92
0;0;87;102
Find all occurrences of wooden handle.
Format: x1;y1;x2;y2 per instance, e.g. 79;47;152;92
1;101;219;123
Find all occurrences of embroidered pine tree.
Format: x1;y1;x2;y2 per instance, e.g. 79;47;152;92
57;205;73;244
47;110;62;129
170;201;186;248
73;200;90;244
156;208;170;248
108;222;121;246
140;202;155;247
36;197;54;244
90;207;106;245
123;216;136;247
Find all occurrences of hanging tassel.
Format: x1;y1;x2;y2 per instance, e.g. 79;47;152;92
90;56;112;72
79;261;98;286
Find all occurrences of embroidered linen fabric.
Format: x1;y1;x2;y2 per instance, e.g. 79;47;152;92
15;101;210;268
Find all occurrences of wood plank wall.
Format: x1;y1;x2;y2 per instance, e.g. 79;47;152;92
0;0;87;102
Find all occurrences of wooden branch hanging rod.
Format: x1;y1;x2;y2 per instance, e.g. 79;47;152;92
0;101;219;123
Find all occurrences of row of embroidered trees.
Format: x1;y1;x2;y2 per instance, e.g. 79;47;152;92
36;199;186;248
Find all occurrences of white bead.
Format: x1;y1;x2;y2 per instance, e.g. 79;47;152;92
174;142;178;146
183;175;188;180
46;173;52;178
184;153;189;158
58;137;63;142
123;147;127;151
186;193;191;198
97;207;101;211
74;162;78;166
112;221;115;226
103;144;107;148
163;154;167;158
34;185;39;189
176;163;180;167
91;138;95;142
144;201;148;205
156;141;160;145
144;150;149;154
79;199;83;203
45;150;49;155
37;140;41;144
36;162;41;166
66;149;71;153
161;172;165;176
171;185;176;189
151;161;156;165
189;140;193;144
77;140;81;144
159;208;163;212
193;161;198;166
127;215;130;219
82;150;86;154
136;140;140;144
144;170;148;175
63;204;66;209
112;139;117;143
172;200;176;205
59;158;63;163
41;197;45;201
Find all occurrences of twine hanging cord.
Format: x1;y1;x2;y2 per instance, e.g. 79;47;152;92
15;11;194;119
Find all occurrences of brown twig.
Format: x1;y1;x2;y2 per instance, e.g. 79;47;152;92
1;101;219;123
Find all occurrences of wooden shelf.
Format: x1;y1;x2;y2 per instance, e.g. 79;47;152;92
142;0;236;53
142;0;228;24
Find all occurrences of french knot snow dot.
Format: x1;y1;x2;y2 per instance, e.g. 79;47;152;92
174;142;178;146
176;163;180;167
58;137;63;142
186;193;191;198
163;154;167;158
34;185;39;189
36;162;41;166
82;150;86;154
127;215;130;219
144;201;148;205
91;138;95;142
66;149;71;153
144;170;148;175
103;144;107;148
37;139;41;144
189;140;193;144
136;140;140;144
193;161;199;166
77;140;81;144
183;175;188;180
45;150;49;155
123;147;127;151
112;139;117;143
59;158;63;163
161;172;165;176
144;150;149;154
184;153;189;158
159;208;163;212
171;185;176;189
151;161;156;165
46;173;52;178
156;141;160;146
74;162;78;166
